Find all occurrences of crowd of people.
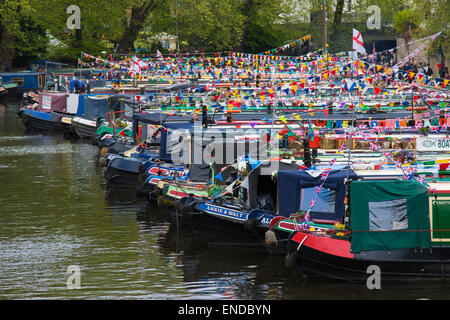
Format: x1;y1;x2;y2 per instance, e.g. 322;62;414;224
372;49;450;80
374;51;396;67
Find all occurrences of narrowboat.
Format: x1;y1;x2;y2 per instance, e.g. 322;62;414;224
284;178;450;281
177;157;305;253
0;72;46;96
18;92;76;132
70;94;110;139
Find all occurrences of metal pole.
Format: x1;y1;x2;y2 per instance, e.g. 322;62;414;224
322;0;327;50
439;31;445;78
79;51;83;80
45;61;48;90
175;0;180;55
347;92;356;179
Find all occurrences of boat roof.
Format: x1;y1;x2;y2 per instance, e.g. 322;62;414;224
0;72;46;76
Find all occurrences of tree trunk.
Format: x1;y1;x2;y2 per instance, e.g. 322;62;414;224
240;0;254;52
117;1;159;53
0;27;14;72
331;0;346;43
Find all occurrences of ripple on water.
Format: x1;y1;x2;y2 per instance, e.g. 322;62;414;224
0;135;42;142
0;234;87;298
0;144;73;157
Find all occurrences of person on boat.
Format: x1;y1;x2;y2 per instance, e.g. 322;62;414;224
68;79;86;94
190;112;199;123
226;111;233;123
327;100;333;115
309;132;320;163
303;132;312;168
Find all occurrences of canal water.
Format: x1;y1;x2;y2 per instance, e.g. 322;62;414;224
1;99;450;300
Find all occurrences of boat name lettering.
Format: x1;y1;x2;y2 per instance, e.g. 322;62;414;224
432;200;450;205
417;137;450;151
204;204;246;219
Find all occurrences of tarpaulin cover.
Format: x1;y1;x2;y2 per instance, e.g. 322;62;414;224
277;169;357;220
38;93;68;113
158;122;193;162
350;180;431;253
83;95;109;120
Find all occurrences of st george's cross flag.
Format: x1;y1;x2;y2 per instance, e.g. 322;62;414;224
352;28;367;55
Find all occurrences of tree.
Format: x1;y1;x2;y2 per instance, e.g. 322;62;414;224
240;0;293;53
117;0;161;53
0;0;48;71
393;9;418;41
30;0;127;60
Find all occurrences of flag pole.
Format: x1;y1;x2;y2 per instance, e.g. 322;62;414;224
322;0;327;50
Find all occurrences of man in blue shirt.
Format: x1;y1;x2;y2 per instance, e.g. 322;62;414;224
69;79;86;93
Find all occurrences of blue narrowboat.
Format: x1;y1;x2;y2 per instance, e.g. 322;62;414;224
0;72;46;95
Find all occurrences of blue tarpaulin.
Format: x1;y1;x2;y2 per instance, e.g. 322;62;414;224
83;96;109;120
277;168;358;222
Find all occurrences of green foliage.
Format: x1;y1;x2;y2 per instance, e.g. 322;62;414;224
30;0;126;57
0;0;48;70
0;0;448;69
393;9;418;36
240;0;293;53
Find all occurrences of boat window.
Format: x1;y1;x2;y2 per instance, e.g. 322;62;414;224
368;198;408;231
38;74;45;87
12;77;24;86
300;187;336;214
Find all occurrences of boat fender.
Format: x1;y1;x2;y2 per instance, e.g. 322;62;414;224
265;229;278;248
285;235;308;267
157;195;172;208
100;147;109;157
98;157;107;167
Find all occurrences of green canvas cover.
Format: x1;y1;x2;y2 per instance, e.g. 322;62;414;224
350;180;431;253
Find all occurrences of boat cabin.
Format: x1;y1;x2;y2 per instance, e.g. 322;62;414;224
0;72;46;91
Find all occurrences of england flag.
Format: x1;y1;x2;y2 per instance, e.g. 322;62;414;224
352;28;367;55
